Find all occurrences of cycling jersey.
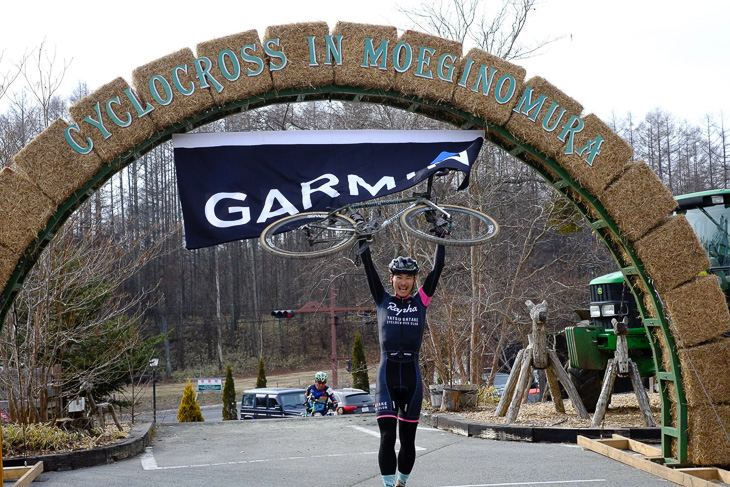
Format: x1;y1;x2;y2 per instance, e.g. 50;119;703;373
360;243;445;421
305;384;337;403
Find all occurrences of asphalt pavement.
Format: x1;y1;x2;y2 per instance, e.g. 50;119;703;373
32;414;673;487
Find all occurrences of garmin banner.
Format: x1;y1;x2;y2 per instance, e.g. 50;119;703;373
173;130;484;249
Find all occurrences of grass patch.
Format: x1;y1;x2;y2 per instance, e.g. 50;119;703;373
2;423;129;457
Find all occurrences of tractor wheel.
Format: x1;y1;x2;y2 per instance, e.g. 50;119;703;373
567;367;602;413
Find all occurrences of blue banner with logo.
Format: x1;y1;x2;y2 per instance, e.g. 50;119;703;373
173;130;484;249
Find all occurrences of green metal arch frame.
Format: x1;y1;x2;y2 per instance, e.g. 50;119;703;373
0;85;688;463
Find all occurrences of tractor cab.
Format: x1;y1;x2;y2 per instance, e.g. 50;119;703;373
675;189;730;299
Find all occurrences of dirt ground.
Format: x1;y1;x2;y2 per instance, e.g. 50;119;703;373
453;392;661;428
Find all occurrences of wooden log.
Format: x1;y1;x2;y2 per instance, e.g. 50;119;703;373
545;365;565;414
592;359;618;427
548;349;590;419
527;300;549;369
532;330;549;369
629;361;656;427
505;346;534;424
615;335;630;375
495;348;524;417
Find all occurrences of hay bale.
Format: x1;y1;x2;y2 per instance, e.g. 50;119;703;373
505;76;583;160
196;30;274;106
452;48;526;126
332;22;397;90
664;275;730;347
0;244;20;293
599;161;677;241
392;30;462;103
263;22;333;91
13;119;104;206
68;77;157;164
635;215;710;293
0;167;55;253
623;275;657;319
677;339;730;406
132;48;215;130
555;114;633;195
686;403;730;466
656;330;674;378
666;383;730;466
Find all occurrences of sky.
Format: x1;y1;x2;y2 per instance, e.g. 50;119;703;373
1;0;728;125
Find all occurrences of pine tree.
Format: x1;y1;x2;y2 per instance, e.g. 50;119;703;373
352;331;370;392
221;364;237;421
256;357;267;388
177;380;204;422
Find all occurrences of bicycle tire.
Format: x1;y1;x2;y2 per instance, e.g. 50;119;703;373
260;212;357;259
400;204;499;246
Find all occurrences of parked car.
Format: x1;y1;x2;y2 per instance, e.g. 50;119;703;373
239;387;307;419
332;388;376;415
490;372;540;403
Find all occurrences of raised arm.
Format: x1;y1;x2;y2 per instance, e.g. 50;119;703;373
420;244;445;299
358;241;385;303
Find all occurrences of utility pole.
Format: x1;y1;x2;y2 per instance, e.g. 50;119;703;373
289;274;374;388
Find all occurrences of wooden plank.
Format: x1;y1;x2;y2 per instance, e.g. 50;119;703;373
3;466;31;480
594;438;630;450
611;434;662;457
4;461;43;487
716;468;730;483
677;468;721;481
577;436;717;487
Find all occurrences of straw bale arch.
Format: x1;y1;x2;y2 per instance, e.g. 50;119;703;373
0;22;728;465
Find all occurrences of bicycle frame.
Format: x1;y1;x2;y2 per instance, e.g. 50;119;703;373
328;172;453;236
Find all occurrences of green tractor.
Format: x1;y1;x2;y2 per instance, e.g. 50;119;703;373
565;189;730;412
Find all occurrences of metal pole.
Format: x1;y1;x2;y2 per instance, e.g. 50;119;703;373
330;274;338;388
152;368;157;423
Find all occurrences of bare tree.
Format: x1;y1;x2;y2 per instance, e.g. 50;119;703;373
399;0;559;60
0;49;27;103
0;211;172;423
19;40;71;129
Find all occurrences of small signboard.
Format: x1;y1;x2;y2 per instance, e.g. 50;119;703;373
197;378;222;391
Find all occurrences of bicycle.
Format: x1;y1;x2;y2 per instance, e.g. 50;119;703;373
259;169;499;259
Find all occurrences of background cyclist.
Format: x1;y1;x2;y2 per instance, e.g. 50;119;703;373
358;240;445;487
304;371;338;414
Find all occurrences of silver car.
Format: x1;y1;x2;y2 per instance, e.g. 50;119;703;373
332;388;376;414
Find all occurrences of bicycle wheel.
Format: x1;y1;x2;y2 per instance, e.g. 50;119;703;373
400;204;499;246
260;212;357;258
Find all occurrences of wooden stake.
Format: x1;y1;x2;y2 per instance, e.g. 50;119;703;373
545;366;565;413
546;350;589;419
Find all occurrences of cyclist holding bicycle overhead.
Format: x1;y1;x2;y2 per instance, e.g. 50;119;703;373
357;237;445;487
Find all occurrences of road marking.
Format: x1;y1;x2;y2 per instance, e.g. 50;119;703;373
140;447;377;471
439;480;606;487
140;447;158;470
349;425;426;451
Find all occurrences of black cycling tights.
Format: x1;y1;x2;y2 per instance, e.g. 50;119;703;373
377;416;419;476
